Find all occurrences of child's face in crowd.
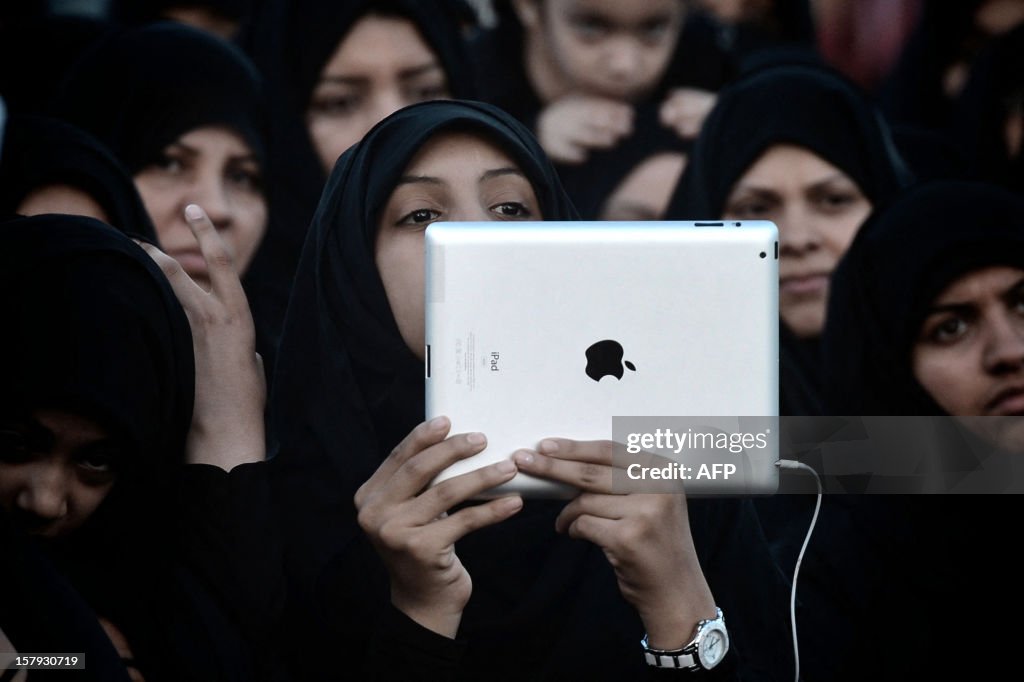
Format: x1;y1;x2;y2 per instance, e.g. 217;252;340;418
307;14;451;173
722;144;872;338
16;185;110;224
375;132;542;358
0;409;120;539
914;265;1024;416
515;0;685;101
134;126;267;290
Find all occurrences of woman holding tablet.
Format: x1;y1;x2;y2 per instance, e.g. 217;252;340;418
271;100;789;680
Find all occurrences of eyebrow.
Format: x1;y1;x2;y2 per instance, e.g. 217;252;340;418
481;167;527;182
394;168;527;188
806;173;858;192
319;62;443;86
926;278;1024;312
395;175;445;187
169;142;259;165
727;186;780;202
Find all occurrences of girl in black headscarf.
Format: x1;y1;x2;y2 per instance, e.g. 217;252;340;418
241;0;476;368
818;181;1024;678
666;62;912;414
271;99;791;680
0;211;280;681
0;115;157;241
52;22;268;295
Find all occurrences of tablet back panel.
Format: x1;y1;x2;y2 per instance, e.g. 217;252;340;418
425;221;779;497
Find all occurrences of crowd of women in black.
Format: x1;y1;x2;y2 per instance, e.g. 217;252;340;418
1;1;1023;680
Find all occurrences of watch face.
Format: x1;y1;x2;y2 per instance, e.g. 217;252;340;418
698;626;729;669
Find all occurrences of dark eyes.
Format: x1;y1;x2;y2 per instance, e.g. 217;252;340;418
412;85;449;101
725;200;771;218
401;208;441;225
310;95;360;117
227;165;264;193
571;15;610;39
493;202;532;218
0;429;30;463
398;202;533;226
639;19;671;42
75;446;120;476
928;316;969;344
154;153;185;174
816;192;858;211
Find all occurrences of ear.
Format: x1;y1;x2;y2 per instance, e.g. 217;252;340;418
511;0;541;29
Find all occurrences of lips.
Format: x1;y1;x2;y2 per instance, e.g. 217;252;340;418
986;386;1024;416
780;273;829;296
169;250;208;279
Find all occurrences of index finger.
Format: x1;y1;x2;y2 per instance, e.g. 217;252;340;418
355;416;451;508
537;439;614;465
183;204;244;305
137;241;206;311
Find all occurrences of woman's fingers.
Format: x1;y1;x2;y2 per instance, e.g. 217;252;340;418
183;203;242;305
386;432;489;502
511;439;627;493
137;241;206;311
407;459;518;524
554;492;625;534
430;494;524;546
355;416;451;508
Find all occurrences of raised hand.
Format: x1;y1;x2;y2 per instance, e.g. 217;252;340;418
355;417;523;638
139;203;265;470
536;95;634;164
513;439;715;649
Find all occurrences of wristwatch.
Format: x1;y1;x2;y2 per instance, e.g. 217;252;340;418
641;608;729;671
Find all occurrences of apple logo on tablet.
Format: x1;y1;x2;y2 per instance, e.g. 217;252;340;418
585;340;636;382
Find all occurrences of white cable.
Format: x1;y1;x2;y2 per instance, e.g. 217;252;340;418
775;460;823;682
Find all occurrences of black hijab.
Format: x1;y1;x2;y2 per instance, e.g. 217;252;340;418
0;115;158;242
666;63;912;220
0;213;195;678
241;0;476;383
823;181;1024;416
273;100;577;490
951;23;1024;193
51;21;266;176
271;100;790;680
804;182;1024;680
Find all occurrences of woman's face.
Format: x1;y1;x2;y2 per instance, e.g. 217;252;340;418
914;266;1024;415
376;132;542;358
307;14;451;173
134;126;267;289
722;144;873;338
515;0;685;101
0;409;120;539
913;265;1024;451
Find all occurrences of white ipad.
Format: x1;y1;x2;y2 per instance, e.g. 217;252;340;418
424;221;779;498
